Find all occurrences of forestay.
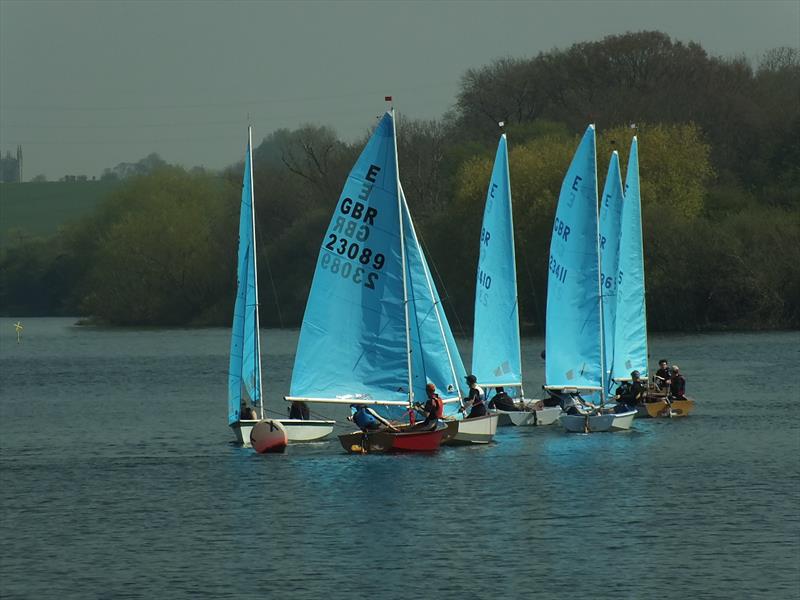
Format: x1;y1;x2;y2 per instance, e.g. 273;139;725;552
599;151;624;392
471;134;523;391
228;129;262;425
545;125;603;393
612;137;649;380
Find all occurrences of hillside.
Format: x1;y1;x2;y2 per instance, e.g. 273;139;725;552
0;181;120;247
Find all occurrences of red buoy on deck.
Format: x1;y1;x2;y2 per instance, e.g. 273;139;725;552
250;419;288;454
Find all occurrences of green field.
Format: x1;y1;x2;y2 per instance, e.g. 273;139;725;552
0;181;120;247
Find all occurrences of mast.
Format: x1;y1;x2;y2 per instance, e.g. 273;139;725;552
391;107;415;407
248;125;265;419
591;125;607;404
399;183;463;403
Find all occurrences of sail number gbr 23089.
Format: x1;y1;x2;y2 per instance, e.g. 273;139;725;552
320;163;386;290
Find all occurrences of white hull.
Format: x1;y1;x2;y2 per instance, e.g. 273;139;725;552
559;410;636;433
275;419;335;442
493;404;562;427
232;419;335;445
535;406;563;426
444;414;498;445
232;419;258;447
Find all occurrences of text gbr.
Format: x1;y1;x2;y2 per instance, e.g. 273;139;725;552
321;164;386;290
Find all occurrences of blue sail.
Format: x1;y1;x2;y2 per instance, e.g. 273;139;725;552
545;125;603;393
228;130;261;425
599;151;624;391
401;187;467;418
471;134;522;390
290;112;410;407
612;136;649;380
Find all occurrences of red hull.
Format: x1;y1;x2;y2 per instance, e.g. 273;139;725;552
339;426;445;453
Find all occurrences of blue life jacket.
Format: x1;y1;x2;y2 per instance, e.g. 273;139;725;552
353;408;378;431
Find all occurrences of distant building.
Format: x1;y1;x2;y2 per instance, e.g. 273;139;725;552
0;146;22;183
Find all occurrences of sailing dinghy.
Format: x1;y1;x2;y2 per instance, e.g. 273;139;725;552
472;132;560;427
613;138;694;418
545;125;636;433
286;109;482;452
228;127;333;447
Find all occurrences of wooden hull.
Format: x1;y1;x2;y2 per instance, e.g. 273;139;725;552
338;425;446;454
274;419;336;441
637;398;695;418
442;414;499;445
560;410;636;433
250;420;288;453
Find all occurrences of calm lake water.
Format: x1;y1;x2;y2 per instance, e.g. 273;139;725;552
1;318;798;599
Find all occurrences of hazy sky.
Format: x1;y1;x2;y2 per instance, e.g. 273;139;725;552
1;0;798;180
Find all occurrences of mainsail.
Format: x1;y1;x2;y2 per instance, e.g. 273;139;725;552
612;136;649;379
545;125;603;393
471;134;523;391
228;127;263;425
289;111;466;420
599;151;624;391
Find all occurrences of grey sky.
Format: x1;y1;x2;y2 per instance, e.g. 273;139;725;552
1;0;798;180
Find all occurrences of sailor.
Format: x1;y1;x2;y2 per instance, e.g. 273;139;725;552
240;402;258;420
670;366;687;400
654;359;672;390
417;383;444;430
488;386;519;411
289;401;310;420
351;404;380;432
615;370;646;407
563;394;594;416
462;374;487;418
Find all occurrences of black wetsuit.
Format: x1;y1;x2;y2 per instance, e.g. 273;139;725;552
466;387;487;418
289;401;310;420
670;375;686;399
616;380;645;406
488;391;518;411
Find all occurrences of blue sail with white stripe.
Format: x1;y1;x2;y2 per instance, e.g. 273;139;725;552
599;151;624;391
228;130;261;425
289;112;409;409
612;137;648;380
545;125;603;394
471;134;522;391
401;187;467;417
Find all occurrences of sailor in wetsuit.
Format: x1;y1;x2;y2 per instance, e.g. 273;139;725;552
462;374;487;418
351;405;381;432
488;386;519;411
416;383;444;430
669;365;687;400
614;370;646;411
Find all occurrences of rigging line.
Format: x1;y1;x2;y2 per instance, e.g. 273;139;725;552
415;226;467;338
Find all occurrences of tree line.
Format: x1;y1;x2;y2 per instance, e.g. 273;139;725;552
1;31;798;331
